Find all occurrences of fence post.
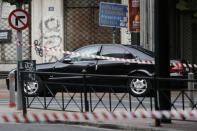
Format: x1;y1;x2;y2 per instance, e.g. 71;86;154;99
20;72;27;116
154;76;160;126
9;72;16;108
188;72;194;108
82;69;89;112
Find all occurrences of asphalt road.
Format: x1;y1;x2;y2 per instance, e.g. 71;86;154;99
0;96;194;111
0;123;122;131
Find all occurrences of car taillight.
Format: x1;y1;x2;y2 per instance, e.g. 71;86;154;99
170;63;184;74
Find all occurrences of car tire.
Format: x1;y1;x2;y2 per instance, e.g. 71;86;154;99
24;76;57;97
128;73;153;97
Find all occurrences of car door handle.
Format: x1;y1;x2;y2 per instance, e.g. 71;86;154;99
87;63;98;70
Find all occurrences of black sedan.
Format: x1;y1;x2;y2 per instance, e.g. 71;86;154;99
7;44;190;97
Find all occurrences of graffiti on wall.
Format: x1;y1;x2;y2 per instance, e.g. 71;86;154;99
34;17;63;62
34;40;43;57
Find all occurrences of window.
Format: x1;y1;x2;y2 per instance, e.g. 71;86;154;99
67;45;101;61
101;45;134;59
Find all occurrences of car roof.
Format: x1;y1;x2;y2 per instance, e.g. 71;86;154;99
87;43;154;57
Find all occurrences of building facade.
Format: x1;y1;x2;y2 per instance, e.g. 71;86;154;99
32;0;122;63
0;1;30;70
0;0;197;71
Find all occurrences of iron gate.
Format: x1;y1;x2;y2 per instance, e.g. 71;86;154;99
63;0;121;51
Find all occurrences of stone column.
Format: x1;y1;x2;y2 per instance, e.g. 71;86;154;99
31;0;64;63
121;0;131;45
140;0;154;51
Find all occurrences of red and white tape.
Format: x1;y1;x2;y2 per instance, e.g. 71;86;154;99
34;45;197;69
1;110;197;123
15;39;197;69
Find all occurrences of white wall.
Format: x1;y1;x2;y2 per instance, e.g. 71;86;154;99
31;0;64;63
121;0;131;45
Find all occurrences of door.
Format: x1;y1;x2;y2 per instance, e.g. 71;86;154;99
50;45;101;84
96;45;136;86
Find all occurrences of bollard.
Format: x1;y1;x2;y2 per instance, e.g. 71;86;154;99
188;72;194;108
9;72;16;108
82;69;89;112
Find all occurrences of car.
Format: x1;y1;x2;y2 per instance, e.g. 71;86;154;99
6;44;191;97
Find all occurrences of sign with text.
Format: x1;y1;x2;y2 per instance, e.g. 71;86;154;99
99;2;128;28
19;60;36;82
128;0;140;32
0;30;12;43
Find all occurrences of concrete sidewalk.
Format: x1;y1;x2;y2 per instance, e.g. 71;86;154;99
0;90;9;99
0;89;197;131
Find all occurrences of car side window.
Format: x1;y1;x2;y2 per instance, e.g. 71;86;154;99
68;45;100;62
101;45;134;59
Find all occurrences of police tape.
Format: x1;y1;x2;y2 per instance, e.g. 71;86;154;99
15;39;197;69
33;45;197;69
0;110;197;123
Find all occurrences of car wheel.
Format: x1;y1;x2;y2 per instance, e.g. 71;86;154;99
128;73;152;97
24;76;43;97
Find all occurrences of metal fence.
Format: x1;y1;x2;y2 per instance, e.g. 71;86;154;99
0;0;121;63
63;0;121;51
19;71;197;118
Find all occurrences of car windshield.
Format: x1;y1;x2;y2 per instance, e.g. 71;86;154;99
60;45;100;62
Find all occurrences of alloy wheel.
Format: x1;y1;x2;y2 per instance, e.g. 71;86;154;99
130;78;148;95
24;81;39;96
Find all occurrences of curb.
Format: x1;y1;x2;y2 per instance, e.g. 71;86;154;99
60;121;181;131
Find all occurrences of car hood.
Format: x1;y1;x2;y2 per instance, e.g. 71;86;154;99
36;62;56;70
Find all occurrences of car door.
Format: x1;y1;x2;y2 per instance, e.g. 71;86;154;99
96;45;137;85
50;45;101;84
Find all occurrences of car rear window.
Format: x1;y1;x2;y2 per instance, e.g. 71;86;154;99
125;45;154;56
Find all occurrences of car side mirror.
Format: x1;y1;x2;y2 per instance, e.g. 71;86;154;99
63;58;72;63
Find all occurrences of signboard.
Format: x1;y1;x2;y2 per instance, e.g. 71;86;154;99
128;0;140;32
8;9;29;31
19;60;36;82
99;2;128;28
0;30;12;43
